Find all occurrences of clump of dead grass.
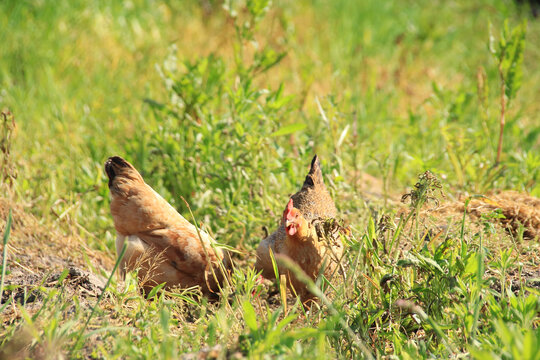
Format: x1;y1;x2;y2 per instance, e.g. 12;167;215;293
435;191;540;241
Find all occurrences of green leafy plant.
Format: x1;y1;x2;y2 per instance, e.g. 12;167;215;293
143;1;298;247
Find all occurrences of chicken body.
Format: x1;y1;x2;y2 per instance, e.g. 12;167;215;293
105;156;226;295
255;155;343;302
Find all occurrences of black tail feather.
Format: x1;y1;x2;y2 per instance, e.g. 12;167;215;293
104;156;131;187
302;155;324;188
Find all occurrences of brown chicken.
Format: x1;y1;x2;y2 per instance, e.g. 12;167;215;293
255;155;343;302
105;156;228;295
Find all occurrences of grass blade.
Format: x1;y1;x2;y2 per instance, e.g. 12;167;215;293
1;209;12;302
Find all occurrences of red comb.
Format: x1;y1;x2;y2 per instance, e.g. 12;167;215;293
283;198;294;221
287;198;294;211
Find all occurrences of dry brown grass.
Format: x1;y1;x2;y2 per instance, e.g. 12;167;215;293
434;191;540;241
0;196;113;274
412;190;540;284
0;192;114;323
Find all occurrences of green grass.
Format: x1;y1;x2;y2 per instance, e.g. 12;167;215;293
1;0;539;358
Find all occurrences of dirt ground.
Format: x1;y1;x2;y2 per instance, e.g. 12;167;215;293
0;196;112;323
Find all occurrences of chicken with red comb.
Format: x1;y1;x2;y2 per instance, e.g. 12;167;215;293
255;156;343;303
